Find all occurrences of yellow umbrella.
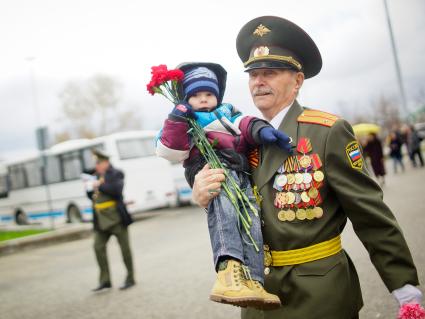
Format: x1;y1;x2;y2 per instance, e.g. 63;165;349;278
352;123;381;136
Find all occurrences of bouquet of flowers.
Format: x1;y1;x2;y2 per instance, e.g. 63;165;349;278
147;64;259;251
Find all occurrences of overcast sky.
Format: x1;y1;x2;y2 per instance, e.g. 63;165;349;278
1;0;424;159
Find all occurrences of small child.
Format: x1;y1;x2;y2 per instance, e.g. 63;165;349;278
156;62;291;309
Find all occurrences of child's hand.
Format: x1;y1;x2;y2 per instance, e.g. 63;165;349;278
259;126;293;153
171;102;195;119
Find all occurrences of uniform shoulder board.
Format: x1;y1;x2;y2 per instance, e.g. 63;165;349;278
297;109;339;127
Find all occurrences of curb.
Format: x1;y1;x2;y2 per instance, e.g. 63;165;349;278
0;224;93;256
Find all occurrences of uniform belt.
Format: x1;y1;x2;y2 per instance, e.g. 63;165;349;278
264;235;342;267
94;200;117;211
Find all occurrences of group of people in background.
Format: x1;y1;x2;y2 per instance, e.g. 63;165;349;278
361;124;424;186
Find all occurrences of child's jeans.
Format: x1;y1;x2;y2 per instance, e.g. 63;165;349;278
207;170;264;284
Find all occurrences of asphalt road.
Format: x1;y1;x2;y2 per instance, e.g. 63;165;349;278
1;162;424;319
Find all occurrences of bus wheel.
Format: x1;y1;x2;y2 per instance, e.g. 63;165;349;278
15;210;28;225
67;205;82;223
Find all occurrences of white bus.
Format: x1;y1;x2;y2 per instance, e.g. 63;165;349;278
0;131;179;225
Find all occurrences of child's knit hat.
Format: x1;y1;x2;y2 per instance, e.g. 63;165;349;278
182;66;220;100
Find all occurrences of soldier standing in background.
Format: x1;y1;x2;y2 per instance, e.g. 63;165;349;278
87;149;135;291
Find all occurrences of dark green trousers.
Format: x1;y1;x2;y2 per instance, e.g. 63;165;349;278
94;223;134;285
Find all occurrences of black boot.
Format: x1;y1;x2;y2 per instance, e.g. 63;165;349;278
92;282;112;292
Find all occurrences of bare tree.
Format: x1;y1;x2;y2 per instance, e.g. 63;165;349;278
336;100;371;124
55;74;142;142
372;95;401;129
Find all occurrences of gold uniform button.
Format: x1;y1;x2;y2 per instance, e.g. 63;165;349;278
264;267;271;275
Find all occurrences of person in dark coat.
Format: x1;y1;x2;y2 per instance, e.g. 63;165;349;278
363;133;386;186
86;149;135;291
388;131;405;174
406;125;424;168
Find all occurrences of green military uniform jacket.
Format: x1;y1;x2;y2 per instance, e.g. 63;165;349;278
243;100;419;319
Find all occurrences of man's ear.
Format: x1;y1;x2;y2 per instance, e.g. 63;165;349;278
295;72;305;90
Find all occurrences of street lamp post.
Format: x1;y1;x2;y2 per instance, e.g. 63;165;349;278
383;0;409;119
26;57;55;229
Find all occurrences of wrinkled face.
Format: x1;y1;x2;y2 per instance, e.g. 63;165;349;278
95;160;109;175
248;68;304;118
187;91;218;111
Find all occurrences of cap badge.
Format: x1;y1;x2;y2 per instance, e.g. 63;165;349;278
253;24;271;37
253;46;270;57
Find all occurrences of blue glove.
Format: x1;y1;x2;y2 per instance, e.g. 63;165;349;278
259;126;293;153
170;102;195;119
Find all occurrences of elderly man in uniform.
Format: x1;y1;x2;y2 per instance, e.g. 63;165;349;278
87;149;135;291
191;16;422;318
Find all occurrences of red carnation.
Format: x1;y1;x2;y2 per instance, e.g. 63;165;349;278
166;69;184;81
146;64;184;103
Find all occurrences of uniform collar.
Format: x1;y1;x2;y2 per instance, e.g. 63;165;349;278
267;100;294;128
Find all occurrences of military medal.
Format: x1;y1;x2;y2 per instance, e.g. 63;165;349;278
286;173;295;185
313;206;324;218
313;170;324;182
296;208;307;220
311;153;322;170
299;155;312;169
303;172;312;184
286;192;295;205
284;209;296;221
277;210;286;221
276;174;287;187
306;208;316;220
297;137;312;154
297;137;313;169
294;192;301;205
308;187;319;199
301;191;310;203
294;173;303;184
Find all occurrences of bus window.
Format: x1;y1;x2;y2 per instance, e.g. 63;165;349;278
62;151;82;181
9;164;26;190
0;174;8;198
117;138;155;160
24;160;43;187
46;156;62;184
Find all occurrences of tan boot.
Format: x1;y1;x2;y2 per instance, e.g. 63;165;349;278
209;260;262;307
246;280;282;310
